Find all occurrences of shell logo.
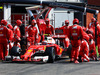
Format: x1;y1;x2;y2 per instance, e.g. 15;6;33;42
0;6;3;9
0;32;2;34
44;46;46;50
28;50;32;52
59;48;62;53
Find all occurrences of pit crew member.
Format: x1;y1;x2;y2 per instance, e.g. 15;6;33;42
27;20;38;46
68;18;84;64
88;17;96;30
88;34;97;61
60;20;70;49
45;18;54;35
0;19;10;60
79;39;89;62
7;24;14;50
97;22;100;55
13;20;22;47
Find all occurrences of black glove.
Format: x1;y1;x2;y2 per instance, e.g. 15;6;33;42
90;49;94;53
8;40;10;44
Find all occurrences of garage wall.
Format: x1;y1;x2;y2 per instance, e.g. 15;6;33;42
86;13;100;28
86;13;93;27
54;12;74;28
88;0;100;6
49;8;74;28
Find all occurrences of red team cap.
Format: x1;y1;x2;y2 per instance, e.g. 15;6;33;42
73;18;79;24
16;20;22;26
65;20;69;24
1;19;7;26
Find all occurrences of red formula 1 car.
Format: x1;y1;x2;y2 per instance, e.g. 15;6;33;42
6;36;71;63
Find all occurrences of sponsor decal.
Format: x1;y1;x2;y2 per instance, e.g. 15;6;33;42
59;48;62;53
44;46;46;50
31;28;33;30
72;33;77;35
28;50;32;52
73;30;76;33
0;28;3;30
38;47;44;50
17;28;19;31
0;32;2;34
0;34;3;36
72;26;77;29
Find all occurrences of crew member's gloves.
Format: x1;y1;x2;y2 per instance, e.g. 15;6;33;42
8;40;10;44
90;49;94;53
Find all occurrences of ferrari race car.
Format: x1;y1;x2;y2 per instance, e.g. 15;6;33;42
6;36;71;63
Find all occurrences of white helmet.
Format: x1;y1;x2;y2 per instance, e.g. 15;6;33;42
47;37;55;44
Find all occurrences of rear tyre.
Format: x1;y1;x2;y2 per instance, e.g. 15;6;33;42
45;47;55;63
78;56;82;62
66;44;72;58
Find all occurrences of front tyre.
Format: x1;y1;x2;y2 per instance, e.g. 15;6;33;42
10;46;21;56
45;47;55;63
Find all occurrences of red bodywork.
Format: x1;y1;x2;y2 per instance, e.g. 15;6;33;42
12;44;64;61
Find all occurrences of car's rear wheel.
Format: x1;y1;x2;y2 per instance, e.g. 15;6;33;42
66;44;72;58
45;47;55;63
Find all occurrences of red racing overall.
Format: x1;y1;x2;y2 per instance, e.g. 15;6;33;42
68;18;84;63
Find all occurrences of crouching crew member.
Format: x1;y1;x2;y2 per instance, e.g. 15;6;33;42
79;39;89;62
88;34;97;61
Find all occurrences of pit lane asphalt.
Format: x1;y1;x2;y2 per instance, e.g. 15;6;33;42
0;59;100;75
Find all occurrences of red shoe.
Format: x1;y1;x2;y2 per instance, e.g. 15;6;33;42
81;57;84;62
74;60;79;64
2;58;5;61
70;58;74;62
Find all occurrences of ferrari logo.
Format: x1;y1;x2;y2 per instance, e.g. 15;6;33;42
73;30;76;33
0;32;2;34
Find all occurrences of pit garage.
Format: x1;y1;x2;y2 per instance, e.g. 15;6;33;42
0;2;85;27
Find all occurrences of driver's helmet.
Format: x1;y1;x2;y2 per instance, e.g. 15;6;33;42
47;37;55;44
42;40;48;45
